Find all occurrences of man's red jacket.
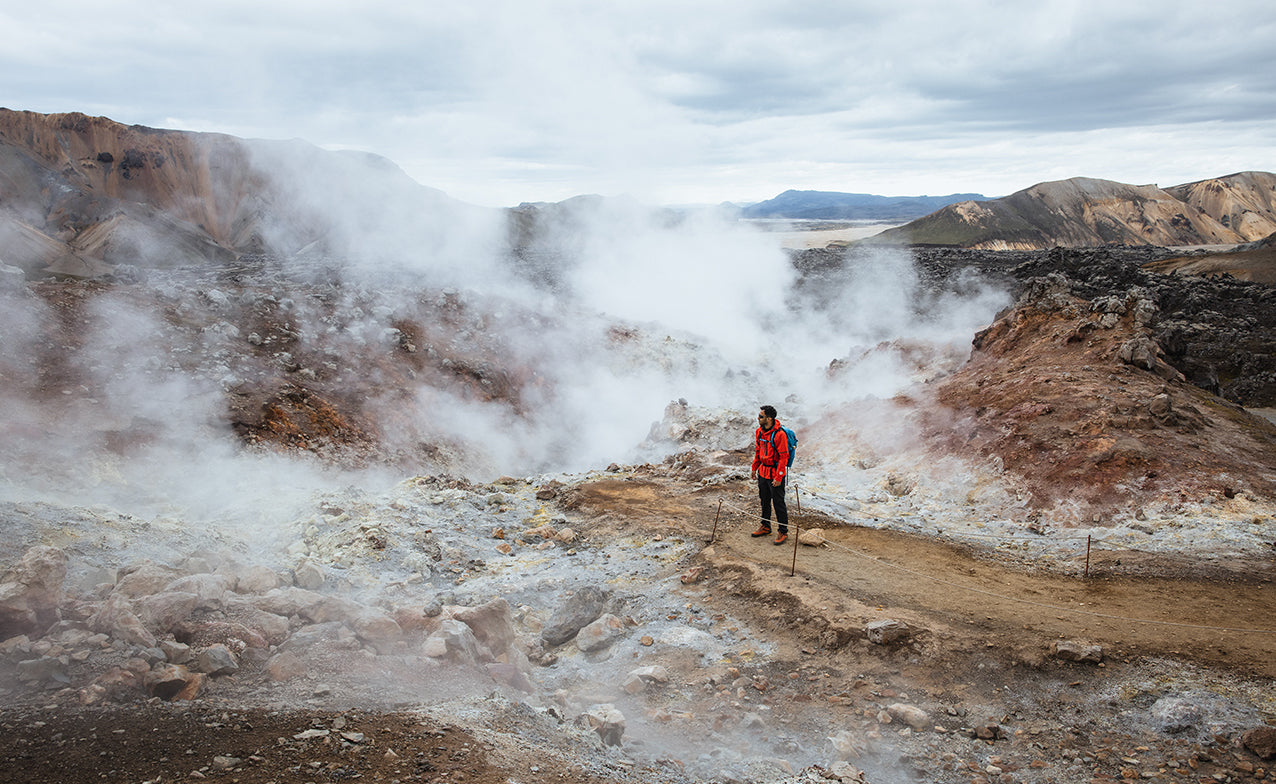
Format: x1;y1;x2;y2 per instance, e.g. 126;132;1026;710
752;421;790;484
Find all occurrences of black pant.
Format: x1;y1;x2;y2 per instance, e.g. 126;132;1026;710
757;476;788;534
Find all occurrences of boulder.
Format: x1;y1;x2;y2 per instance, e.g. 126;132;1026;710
88;594;157;648
277;621;357;654
235;565;284;594
162;574;233;609
1242;726;1276;759
265;651;307;681
351;610;403;644
864;619;911;645
112;563;185;598
145;663;205;700
134;591;200;633
159;640;193;665
0;546;68;637
541;586;609;647
576;614;626;653
798;528;827;546
16;655;68;684
450;598;516;658
251;587;361;624
221;601;291;645
583;704;625;746
423;619;483;664
194;643;239;676
293;561;325;590
886;703;930;730
1052;640;1103;663
485;661;534;692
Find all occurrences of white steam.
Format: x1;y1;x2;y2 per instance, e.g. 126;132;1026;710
566;201;793;357
0;145;1012;522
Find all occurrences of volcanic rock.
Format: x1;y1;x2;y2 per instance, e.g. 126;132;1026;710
575;613;626;652
0;545;68;638
541;585;609;647
582;703;625;746
1052;640;1104;663
864;619;910;645
194;643;239;675
1242;726;1276;759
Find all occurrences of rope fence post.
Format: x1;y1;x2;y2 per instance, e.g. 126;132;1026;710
789;519;799;576
709;499;723;544
1085;535;1091;578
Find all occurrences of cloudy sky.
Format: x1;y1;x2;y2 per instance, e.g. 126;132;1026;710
3;0;1274;207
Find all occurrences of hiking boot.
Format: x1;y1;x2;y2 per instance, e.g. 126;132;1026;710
773;532;788;545
751;526;772;537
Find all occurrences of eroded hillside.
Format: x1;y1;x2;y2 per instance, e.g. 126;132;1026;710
0;109;489;277
875;173;1276;249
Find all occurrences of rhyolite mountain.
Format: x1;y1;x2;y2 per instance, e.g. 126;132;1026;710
871;173;1276;250
0;108;493;278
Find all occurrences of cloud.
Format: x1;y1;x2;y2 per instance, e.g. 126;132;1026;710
1;0;1273;204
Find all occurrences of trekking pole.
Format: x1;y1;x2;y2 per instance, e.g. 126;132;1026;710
709;499;723;544
1084;535;1091;578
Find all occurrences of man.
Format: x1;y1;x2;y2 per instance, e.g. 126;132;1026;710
750;404;790;545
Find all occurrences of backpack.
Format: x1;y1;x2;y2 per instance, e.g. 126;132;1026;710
765;426;798;468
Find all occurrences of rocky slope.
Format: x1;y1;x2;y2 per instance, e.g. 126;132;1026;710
1143;232;1276;284
0;108;489;277
873;173;1276;250
926;267;1276;520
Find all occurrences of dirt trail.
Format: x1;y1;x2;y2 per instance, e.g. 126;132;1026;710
574;478;1276;679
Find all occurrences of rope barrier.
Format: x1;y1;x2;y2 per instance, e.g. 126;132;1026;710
710;491;1276;636
794;485;1260;570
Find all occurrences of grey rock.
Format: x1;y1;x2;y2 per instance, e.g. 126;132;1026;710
450;598;516;658
423;619;483;664
582;703;625;747
1053;640;1103;663
159;639;193;664
864;619;910;645
541;585;609;647
195;643;239;676
576;613;626;653
1150;696;1203;734
294;561;325;590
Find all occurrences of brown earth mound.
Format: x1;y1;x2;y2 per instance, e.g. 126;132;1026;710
926;275;1276;520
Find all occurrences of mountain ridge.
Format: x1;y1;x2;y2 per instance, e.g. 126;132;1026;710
870;172;1276;249
0;108;481;277
739;189;988;221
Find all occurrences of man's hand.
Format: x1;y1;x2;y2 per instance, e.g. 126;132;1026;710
750;470;757;480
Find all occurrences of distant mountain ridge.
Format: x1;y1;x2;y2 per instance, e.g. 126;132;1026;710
871;173;1276;250
740;189;988;221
